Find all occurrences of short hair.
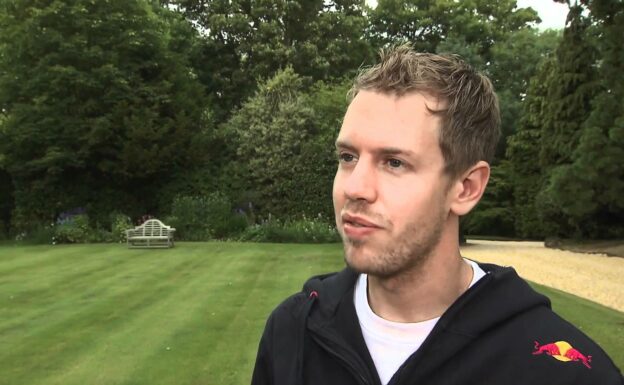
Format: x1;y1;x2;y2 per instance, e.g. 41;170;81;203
348;44;501;179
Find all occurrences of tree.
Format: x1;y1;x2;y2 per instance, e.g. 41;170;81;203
506;57;558;238
462;161;515;237
369;0;539;60
545;0;624;238
533;3;600;237
0;0;211;228
489;28;560;158
0;167;13;237
170;0;373;123
538;5;598;168
223;68;348;220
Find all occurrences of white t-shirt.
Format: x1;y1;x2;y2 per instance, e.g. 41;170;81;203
354;259;486;385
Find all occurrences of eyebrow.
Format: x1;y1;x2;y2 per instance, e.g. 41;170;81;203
335;140;416;158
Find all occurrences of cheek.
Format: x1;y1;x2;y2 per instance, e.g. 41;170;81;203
381;183;433;222
332;173;343;210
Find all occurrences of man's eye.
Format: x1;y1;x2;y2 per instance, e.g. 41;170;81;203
339;153;355;162
387;158;403;168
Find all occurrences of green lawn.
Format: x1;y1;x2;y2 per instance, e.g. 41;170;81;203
0;242;621;385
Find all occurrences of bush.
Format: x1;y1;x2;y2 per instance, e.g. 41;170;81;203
86;227;114;243
12;211;132;244
223;71;343;221
168;193;248;241
16;223;56;244
0;221;8;240
110;213;133;243
462;207;515;237
53;214;92;244
239;216;339;243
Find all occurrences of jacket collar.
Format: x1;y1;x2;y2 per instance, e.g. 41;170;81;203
297;263;551;385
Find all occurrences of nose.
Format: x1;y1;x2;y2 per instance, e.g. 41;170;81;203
342;158;377;203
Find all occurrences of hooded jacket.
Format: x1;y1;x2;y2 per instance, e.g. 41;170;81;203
251;263;623;385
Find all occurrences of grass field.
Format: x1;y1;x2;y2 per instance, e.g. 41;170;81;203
0;242;622;385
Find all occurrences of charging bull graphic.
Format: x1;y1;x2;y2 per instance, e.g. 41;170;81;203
533;340;592;369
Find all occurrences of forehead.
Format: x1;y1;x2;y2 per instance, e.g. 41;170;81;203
337;91;443;155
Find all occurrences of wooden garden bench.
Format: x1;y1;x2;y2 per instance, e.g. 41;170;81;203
125;219;175;248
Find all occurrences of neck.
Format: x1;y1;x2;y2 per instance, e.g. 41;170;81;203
366;218;473;323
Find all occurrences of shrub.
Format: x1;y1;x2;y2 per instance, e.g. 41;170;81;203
223;70;342;221
110;213;133;243
239;215;339;243
53;214;91;244
87;227;114;243
17;223;56;244
168;193;248;241
0;221;8;240
462;207;515;237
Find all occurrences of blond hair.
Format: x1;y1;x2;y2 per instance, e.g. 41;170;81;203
349;44;501;179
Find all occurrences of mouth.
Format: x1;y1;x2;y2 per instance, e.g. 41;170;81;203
342;213;380;227
341;213;382;237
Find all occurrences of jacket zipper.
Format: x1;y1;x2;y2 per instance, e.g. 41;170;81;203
310;333;373;385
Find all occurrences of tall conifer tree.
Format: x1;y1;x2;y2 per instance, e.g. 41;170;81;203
535;2;599;236
547;0;624;237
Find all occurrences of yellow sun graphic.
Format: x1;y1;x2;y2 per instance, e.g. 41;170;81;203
551;341;573;362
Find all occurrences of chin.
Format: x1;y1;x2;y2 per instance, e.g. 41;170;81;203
342;242;368;270
343;243;383;274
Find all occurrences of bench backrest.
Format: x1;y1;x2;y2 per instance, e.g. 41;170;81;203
137;219;171;236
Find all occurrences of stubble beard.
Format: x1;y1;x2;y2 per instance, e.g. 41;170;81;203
340;207;446;279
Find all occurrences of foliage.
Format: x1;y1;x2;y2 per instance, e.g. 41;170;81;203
167;193;247;240
533;5;599;237
505;56;557;239
544;0;624;238
53;214;93;244
15;223;56;245
238;216;340;244
0;167;13;237
462;162;515;237
224;69;348;220
0;0;621;240
488;28;561;158
538;6;598;169
0;0;212;229
169;0;373;123
110;213;133;243
503;5;600;238
502;1;624;239
369;0;539;59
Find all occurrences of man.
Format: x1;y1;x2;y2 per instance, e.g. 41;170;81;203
251;45;623;385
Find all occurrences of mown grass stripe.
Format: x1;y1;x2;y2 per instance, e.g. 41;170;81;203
0;244;113;280
0;247;189;336
29;245;236;385
1;245;226;384
191;244;345;385
121;247;267;385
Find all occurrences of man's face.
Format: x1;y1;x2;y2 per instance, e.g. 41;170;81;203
333;90;453;278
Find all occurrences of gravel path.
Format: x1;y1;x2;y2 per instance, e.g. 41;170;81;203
461;240;624;313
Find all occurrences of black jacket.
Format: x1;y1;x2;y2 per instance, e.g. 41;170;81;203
251;263;623;385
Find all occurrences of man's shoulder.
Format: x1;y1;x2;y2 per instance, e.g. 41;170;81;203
472;290;623;382
450;264;623;382
265;268;357;324
512;308;621;381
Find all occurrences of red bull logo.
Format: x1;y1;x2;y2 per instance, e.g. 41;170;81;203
533;340;592;368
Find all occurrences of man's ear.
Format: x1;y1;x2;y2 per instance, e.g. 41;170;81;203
449;161;490;216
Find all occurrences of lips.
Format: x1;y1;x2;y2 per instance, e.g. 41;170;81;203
342;213;380;228
341;213;382;238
